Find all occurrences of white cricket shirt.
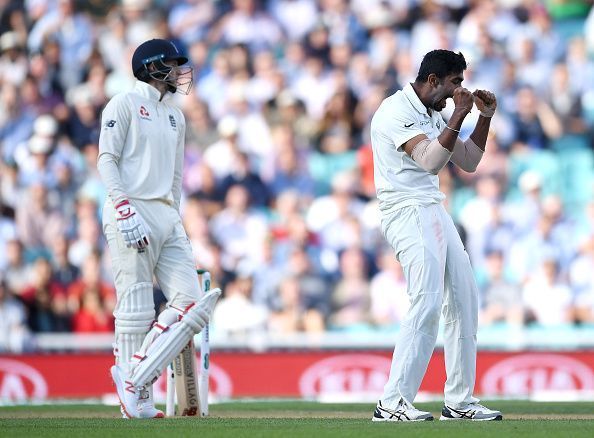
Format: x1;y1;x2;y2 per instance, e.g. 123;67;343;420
98;81;185;207
370;83;446;213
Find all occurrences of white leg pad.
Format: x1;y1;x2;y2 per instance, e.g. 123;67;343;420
134;307;182;360
113;282;155;371
130;288;221;388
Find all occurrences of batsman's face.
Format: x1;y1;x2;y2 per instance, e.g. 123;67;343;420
168;60;193;95
152;59;193;95
429;72;464;111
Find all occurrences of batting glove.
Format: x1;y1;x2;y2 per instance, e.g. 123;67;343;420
114;199;151;250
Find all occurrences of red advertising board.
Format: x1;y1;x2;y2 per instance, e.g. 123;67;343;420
1;350;594;402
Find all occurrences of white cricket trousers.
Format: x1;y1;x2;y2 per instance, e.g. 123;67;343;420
380;202;479;409
102;198;200;303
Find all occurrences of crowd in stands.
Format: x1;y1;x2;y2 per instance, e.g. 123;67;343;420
2;0;594;351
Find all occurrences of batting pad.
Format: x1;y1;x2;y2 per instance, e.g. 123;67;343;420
130;287;221;388
135;306;182;360
113;282;155;370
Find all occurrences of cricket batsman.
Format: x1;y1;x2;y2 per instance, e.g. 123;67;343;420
370;50;502;421
97;39;221;419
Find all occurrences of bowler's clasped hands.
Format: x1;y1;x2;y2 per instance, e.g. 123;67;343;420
453;87;497;118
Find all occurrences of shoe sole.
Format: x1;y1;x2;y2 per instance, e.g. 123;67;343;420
439;415;503;421
372;416;434;422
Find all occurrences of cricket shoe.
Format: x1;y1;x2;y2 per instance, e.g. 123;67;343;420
111;365;164;419
372;399;434;422
111;365;139;418
440;403;502;421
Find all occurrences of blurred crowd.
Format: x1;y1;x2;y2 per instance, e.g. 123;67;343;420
2;0;594;352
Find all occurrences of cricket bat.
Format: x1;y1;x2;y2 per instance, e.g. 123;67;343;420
173;340;200;416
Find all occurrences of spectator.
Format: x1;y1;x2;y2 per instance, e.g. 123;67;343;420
3;238;31;296
269;275;325;333
210;184;268;272
68;251;115;332
369;247;410;328
48;235;79;288
0;200;17;271
21;256;69;332
0;275;32;352
202;115;241;181
215;0;282;52
479;250;524;326
211;275;268;337
508;86;562;150
268;124;315;199
15;180;65;254
219;150;271;209
328;246;371;330
522;257;573;326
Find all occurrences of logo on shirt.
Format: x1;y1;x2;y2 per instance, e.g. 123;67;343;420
104;119;116;128
436;121;441;130
404;122;414;128
139;106;151;120
169;115;177;129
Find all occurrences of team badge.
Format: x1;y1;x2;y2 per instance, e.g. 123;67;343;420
169;115;177;128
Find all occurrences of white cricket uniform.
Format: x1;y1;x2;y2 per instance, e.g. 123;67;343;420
98;81;200;370
370;83;480;409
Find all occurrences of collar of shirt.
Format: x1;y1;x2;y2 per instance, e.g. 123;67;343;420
133;80;171;102
403;83;430;116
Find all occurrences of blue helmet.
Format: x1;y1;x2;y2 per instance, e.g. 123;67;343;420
131;39;188;78
131;39;193;94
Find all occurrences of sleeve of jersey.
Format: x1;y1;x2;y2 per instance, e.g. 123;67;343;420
97;95;131;203
383;109;426;152
171;111;185;212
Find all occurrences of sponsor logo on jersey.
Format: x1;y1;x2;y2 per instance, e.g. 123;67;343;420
404;122;414;128
169;115;177;129
139;106;151;120
104;119;117;128
436;121;441;129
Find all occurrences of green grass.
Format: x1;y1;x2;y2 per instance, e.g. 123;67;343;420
0;400;593;437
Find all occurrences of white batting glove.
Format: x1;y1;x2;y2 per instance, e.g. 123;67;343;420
114;199;151;250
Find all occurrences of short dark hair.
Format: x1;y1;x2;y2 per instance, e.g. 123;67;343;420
415;50;467;82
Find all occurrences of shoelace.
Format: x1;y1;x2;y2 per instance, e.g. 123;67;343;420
398;399;421;413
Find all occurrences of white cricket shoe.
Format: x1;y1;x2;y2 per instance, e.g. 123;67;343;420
111;365;139;418
111;365;164;419
372;399;434;422
440;403;502;421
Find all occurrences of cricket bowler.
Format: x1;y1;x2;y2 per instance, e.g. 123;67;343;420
370;49;502;422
